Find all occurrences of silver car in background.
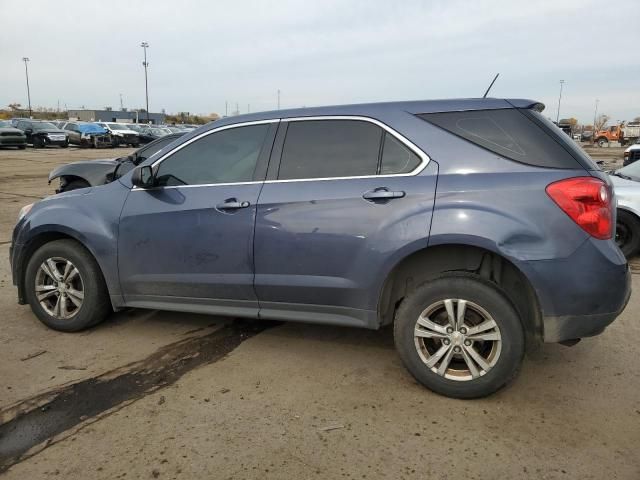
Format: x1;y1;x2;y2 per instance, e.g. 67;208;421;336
610;161;640;256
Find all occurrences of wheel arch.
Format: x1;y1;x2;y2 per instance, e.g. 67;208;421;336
16;228;112;308
377;243;543;345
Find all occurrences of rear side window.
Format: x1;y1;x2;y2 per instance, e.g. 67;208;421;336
278;120;382;180
380;132;421;174
418;109;582;169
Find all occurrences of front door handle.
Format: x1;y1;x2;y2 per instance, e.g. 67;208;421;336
362;188;406;201
215;199;250;211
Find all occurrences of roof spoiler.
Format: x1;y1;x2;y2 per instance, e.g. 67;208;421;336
506;99;545;112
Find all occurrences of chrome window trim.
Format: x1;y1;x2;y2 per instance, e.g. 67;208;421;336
266;115;430;184
132;115;430;191
133;119;279;191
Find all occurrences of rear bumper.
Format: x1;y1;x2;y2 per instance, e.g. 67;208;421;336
542;268;631;342
518;238;631;343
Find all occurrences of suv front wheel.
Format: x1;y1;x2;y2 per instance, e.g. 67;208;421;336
394;273;524;399
24;239;111;332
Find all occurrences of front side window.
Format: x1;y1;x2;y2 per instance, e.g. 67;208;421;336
155;124;269;186
278;120;382;180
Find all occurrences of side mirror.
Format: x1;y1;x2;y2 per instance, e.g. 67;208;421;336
131;165;155;188
25;128;32;134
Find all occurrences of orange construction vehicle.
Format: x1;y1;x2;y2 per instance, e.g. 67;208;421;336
593;122;640;147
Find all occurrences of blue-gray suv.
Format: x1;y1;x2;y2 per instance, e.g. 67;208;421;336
10;98;631;398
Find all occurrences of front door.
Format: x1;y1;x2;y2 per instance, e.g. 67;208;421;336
118;121;277;317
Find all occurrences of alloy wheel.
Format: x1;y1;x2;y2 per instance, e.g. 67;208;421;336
34;257;84;320
413;299;502;381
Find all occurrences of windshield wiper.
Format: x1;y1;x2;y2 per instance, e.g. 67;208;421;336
612;171;633;180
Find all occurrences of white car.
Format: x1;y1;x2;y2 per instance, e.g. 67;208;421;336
623;142;640;166
610;162;640;257
95;122;140;147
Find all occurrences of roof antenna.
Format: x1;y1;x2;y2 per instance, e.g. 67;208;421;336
482;73;500;98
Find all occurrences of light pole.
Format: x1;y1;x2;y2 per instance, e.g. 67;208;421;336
140;42;150;123
593;99;599;131
556;80;564;124
277;89;280;110
22;57;32;118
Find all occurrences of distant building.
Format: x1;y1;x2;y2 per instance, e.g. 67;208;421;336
67;109;165;125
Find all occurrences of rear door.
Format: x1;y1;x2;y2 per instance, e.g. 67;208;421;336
65;123;81;144
253;117;437;327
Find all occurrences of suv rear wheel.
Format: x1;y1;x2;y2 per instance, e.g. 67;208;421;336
394;273;524;398
24;239;111;332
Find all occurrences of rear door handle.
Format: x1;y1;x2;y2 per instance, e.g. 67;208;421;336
362;188;406;201
215;199;250;211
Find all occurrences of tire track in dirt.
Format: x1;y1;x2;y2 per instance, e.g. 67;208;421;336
0;319;279;474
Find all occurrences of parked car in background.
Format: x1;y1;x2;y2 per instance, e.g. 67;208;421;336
581;131;594;142
623;141;640;166
138;126;172;143
164;126;188;134
0;120;27;149
62;122;112;148
609;162;640;256
124;123;145;133
95;122;140;147
15;120;69;148
12;98;630;399
10;118;29;127
48;132;184;192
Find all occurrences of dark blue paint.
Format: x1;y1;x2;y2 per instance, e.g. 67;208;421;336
11;98;630;342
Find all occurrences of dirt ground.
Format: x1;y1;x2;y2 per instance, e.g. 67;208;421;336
0;145;638;479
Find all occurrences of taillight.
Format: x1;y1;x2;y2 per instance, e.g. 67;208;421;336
546;177;612;240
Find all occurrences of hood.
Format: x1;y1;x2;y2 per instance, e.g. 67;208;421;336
625;144;640;153
78;125;108;134
35;128;67;135
109;128;138;135
609;175;637;188
0;127;25;135
48;158;119;184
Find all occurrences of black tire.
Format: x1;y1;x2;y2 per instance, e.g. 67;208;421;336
597;137;608;147
616;210;640;258
32;136;44;148
60;143;68;148
60;179;90;193
111;137;120;148
24;239;111;332
18;145;26;150
394;273;524;399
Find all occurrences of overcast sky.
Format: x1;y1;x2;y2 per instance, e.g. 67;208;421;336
1;0;637;123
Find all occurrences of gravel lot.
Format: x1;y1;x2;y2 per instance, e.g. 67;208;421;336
0;145;638;479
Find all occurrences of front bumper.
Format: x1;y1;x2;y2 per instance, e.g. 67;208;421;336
0;136;26;146
9;241;26;304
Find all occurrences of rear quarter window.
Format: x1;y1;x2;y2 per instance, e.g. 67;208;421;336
418;109;586;170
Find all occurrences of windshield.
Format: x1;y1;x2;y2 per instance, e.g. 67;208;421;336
33;122;58;130
616;162;640;181
107;123;128;131
0;120;11;127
